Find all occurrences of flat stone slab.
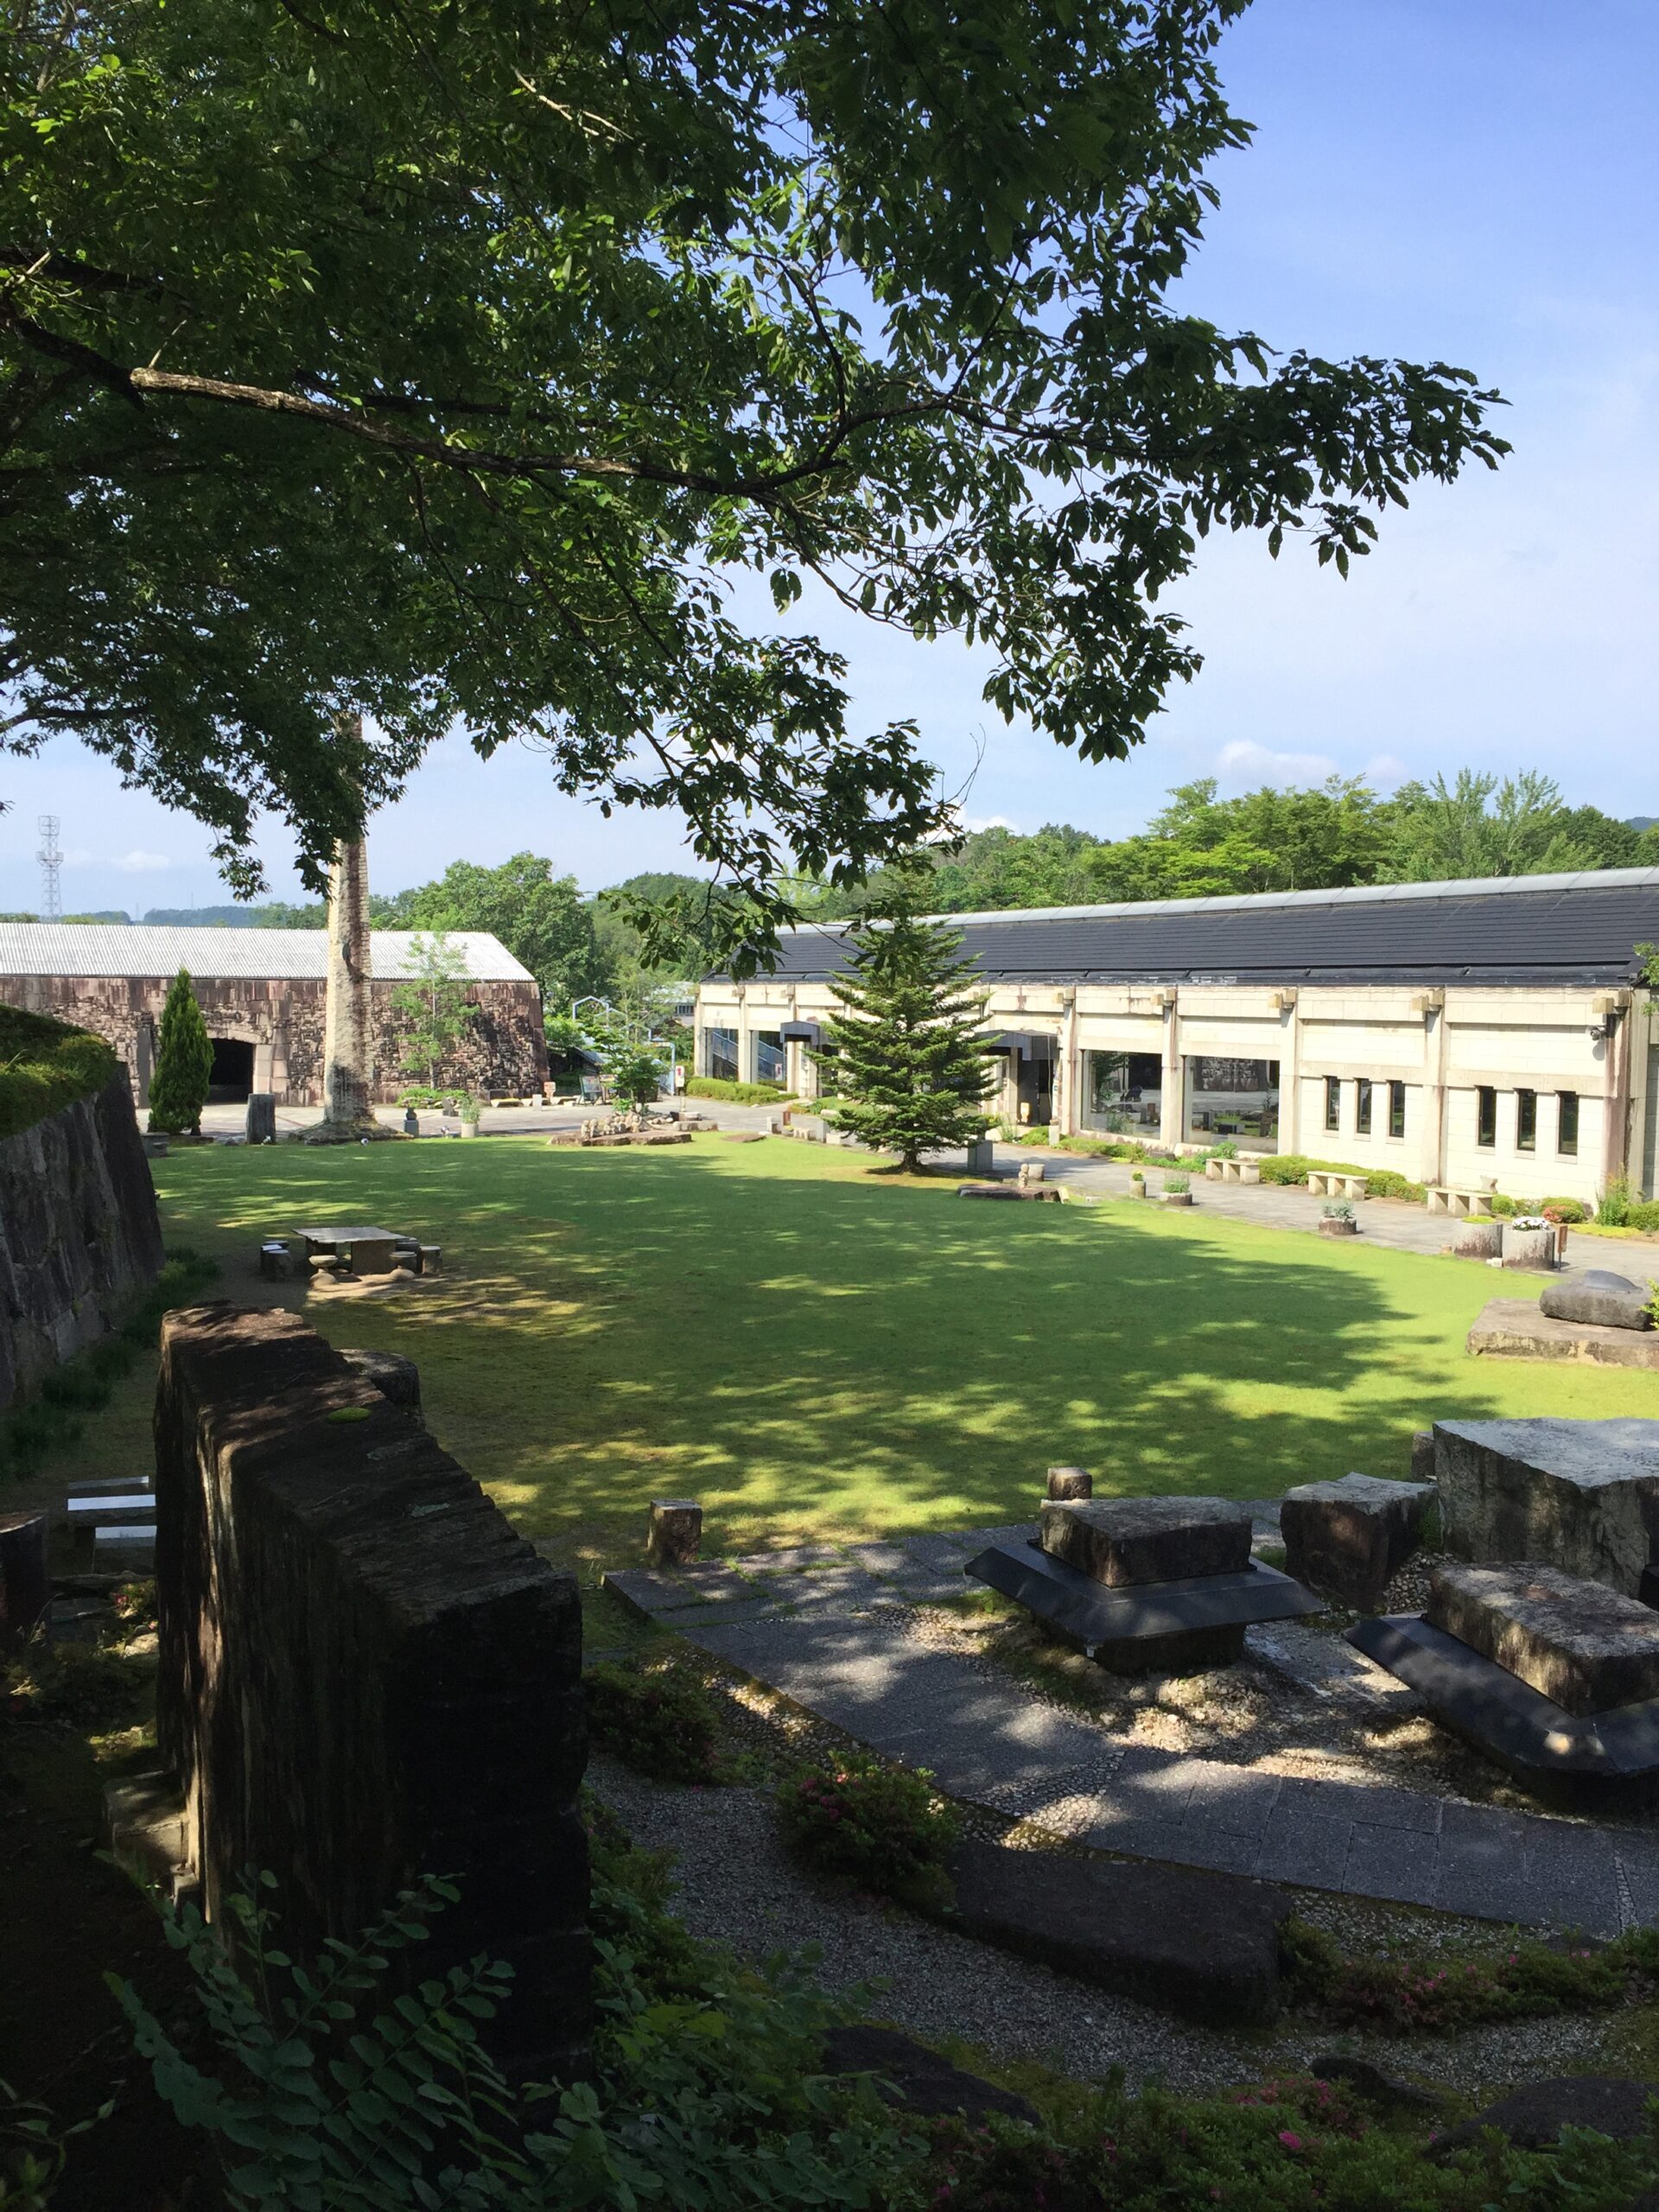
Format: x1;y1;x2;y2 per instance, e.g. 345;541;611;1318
1431;2077;1657;2157
1435;1417;1659;1595
820;2025;1039;2128
1280;1473;1434;1609
948;1838;1289;2024
1039;1496;1252;1586
1427;1560;1659;1715
967;1541;1321;1674
1467;1299;1659;1372
1541;1268;1653;1332
957;1181;1061;1201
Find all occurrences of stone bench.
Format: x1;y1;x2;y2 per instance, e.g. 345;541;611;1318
1307;1171;1366;1200
1204;1158;1262;1185
1427;1185;1495;1217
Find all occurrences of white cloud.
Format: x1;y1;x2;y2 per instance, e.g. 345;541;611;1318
1213;741;1339;788
1363;753;1410;789
958;813;1022;834
111;849;174;873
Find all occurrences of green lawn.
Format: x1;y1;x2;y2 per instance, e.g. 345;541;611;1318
122;1134;1659;1569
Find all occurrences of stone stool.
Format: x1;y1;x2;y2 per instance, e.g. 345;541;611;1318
647;1499;702;1567
418;1245;442;1278
1280;1472;1435;1611
1503;1222;1559;1272
1453;1217;1503;1260
1046;1465;1093;1502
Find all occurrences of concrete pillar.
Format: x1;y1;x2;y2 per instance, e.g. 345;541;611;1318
1275;991;1302;1157
1159;994;1183;1150
1056;991;1080;1136
1419;995;1449;1189
1601;996;1635;1201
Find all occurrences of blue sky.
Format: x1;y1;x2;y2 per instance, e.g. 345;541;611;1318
3;0;1655;912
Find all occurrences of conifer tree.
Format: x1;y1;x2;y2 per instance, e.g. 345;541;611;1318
825;890;994;1173
148;968;213;1135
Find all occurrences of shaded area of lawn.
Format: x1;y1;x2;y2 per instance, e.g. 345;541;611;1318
132;1135;1659;1569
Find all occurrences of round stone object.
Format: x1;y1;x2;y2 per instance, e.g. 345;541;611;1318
1503;1222;1558;1271
1452;1217;1503;1260
338;1347;423;1414
1541;1268;1652;1332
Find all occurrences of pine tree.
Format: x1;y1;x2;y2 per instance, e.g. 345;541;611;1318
825;890;994;1173
148;968;213;1135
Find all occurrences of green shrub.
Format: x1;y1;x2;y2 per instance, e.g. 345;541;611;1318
3;1641;147;1729
147;969;213;1135
1162;1173;1190;1194
586;1659;727;1782
1363;1169;1427;1203
684;1076;792;1103
1540;1195;1589;1224
1282;1915;1631;2033
1599;1174;1634;1227
777;1749;959;1909
0;1004;118;1141
1630;1200;1659;1233
1487;1191;1516;1217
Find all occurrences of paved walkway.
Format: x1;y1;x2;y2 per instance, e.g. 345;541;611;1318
607;1530;1659;1938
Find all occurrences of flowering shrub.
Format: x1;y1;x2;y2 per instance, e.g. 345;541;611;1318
1282;1916;1628;2031
777;1750;959;1909
585;1659;727;1783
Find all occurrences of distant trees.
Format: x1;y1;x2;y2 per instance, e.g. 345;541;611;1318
1382;772;1640;882
380;855;603;1009
825;891;994;1173
390;933;475;1090
147;969;212;1134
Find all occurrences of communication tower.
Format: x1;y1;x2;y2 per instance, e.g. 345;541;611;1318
36;815;63;919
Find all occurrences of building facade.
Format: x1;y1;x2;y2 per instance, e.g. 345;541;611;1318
696;871;1659;1205
0;924;546;1105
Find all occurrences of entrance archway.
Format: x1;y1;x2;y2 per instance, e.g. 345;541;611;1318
207;1037;256;1103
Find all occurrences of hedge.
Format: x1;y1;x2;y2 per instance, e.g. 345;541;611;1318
683;1077;792;1104
0;1004;119;1141
1255;1153;1426;1204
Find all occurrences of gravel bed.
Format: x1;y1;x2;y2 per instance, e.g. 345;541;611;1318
588;1742;1625;2101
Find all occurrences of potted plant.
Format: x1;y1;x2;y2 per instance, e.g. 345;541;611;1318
1161;1173;1193;1207
1319;1200;1359;1237
457;1094;483;1139
1128;1168;1147;1198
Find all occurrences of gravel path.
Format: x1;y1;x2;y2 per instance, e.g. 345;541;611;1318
590;1755;1621;2099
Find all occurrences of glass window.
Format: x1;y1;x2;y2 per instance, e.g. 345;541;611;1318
1477;1086;1497;1147
1389;1081;1406;1139
1356;1078;1373;1135
708;1027;739;1083
1517;1088;1537;1151
1184;1058;1279;1146
1325;1076;1342;1132
1558;1090;1580;1156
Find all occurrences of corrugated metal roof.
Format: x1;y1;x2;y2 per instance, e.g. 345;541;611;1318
719;870;1659;988
0;924;535;983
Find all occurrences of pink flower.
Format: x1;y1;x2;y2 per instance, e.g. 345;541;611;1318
1279;2131;1303;2152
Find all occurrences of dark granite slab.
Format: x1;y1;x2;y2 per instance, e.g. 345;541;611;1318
966;1542;1324;1662
1038;1496;1253;1586
1427;1560;1659;1714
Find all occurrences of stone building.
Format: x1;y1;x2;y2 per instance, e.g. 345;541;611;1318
0;924;546;1105
696;868;1659;1206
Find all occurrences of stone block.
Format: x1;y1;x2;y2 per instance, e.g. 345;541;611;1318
418;1244;442;1277
1452;1217;1503;1259
155;1304;588;2078
963;1139;995;1173
339;1348;422;1414
1431;2078;1656;2158
1426;1560;1659;1715
1045;1465;1093;1501
948;1838;1289;2024
1280;1473;1434;1608
1411;1429;1436;1484
0;1512;48;1650
1503;1222;1559;1271
647;1498;702;1567
1466;1299;1659;1371
820;2025;1039;2128
1541;1269;1652;1332
346;1236;397;1276
245;1093;276;1145
1039;1495;1252;1587
1435;1417;1659;1594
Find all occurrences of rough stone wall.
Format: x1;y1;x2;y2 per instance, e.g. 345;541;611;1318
154;1305;589;2075
0;1070;165;1410
0;974;546;1105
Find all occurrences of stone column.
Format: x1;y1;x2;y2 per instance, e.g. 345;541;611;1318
1601;996;1635;1201
1056;989;1080;1136
1275;990;1302;1157
1419;993;1448;1189
313;827;380;1141
1159;994;1183;1151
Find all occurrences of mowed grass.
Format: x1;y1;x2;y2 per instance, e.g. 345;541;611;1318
118;1133;1659;1570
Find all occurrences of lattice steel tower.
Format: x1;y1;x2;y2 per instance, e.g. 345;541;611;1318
36;815;62;918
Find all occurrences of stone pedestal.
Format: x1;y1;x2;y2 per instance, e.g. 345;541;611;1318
1503;1223;1558;1271
0;1513;48;1650
1040;1496;1251;1587
647;1498;702;1567
1453;1217;1503;1259
1541;1271;1651;1332
245;1093;276;1145
963;1140;994;1173
1046;1465;1093;1502
1427;1560;1659;1715
1280;1472;1435;1609
1435;1417;1659;1595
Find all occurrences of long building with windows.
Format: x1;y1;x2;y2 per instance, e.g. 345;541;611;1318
696;869;1659;1205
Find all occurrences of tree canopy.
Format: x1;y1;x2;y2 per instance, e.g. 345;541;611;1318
4;0;1505;960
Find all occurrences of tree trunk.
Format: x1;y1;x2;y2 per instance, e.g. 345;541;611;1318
314;789;379;1139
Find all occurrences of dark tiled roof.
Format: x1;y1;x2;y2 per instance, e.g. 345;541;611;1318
723;872;1659;988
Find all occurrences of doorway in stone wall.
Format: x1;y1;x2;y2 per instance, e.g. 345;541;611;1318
207;1036;255;1103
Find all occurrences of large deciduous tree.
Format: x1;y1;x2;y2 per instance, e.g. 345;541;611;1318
3;0;1506;963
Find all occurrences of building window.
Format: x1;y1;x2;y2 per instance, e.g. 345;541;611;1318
1356;1078;1373;1135
1517;1088;1537;1151
1477;1085;1497;1147
708;1027;739;1083
1389;1081;1406;1139
1558;1090;1580;1156
1325;1076;1342;1132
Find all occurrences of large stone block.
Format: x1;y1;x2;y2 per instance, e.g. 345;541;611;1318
1435;1418;1659;1595
155;1304;588;2077
1426;1560;1659;1716
1280;1473;1434;1609
1039;1496;1252;1587
1541;1269;1652;1332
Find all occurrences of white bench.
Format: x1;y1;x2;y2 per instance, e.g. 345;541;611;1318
1426;1185;1495;1217
1306;1171;1367;1201
1203;1158;1262;1184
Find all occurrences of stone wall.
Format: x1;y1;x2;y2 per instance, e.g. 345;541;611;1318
0;1070;165;1409
154;1305;589;2076
0;972;547;1105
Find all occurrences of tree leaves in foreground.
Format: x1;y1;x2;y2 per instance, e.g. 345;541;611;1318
4;0;1505;963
